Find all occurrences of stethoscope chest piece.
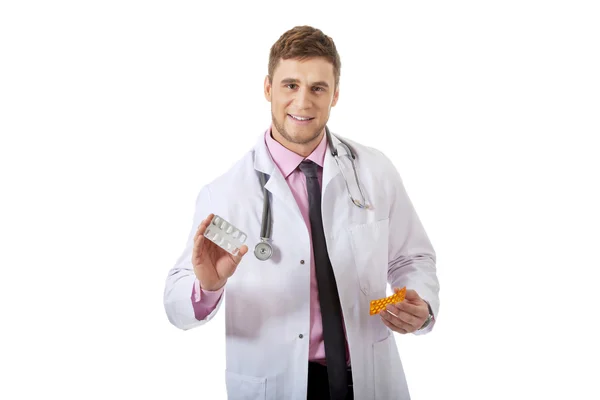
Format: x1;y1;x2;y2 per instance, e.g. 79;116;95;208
254;240;273;261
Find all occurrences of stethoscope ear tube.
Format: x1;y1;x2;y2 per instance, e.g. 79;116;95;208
255;171;274;261
258;171;271;239
326;125;356;160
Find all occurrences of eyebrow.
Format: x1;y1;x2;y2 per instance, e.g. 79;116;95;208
280;78;330;88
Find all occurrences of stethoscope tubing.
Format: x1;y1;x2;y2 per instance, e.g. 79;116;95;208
254;127;360;261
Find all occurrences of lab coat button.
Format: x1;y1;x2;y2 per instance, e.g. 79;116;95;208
300;260;305;264
299;334;304;339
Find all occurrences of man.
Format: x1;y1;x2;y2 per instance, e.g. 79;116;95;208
164;25;440;400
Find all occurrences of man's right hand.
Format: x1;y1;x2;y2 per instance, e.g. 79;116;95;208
192;213;249;291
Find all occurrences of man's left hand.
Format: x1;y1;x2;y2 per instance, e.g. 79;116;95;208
379;288;429;334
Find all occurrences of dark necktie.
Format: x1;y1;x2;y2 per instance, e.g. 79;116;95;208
298;160;348;400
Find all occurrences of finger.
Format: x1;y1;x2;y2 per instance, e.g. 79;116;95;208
386;305;422;329
192;233;205;264
229;244;249;264
380;308;412;333
395;302;428;319
193;215;215;260
380;313;408;334
193;216;209;243
194;219;209;246
198;214;215;235
194;214;215;245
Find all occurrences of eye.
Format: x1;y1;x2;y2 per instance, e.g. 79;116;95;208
313;87;324;92
286;84;298;89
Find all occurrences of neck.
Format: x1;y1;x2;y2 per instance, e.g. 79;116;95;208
270;128;325;158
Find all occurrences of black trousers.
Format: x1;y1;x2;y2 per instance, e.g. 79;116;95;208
307;362;354;400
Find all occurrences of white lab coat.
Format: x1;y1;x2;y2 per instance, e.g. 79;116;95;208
164;130;439;400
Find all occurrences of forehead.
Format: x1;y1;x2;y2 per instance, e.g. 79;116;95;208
272;57;335;84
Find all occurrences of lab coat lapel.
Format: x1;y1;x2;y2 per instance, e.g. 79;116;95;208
252;134;304;222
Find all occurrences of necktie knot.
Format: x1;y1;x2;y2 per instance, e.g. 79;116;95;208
299;160;319;179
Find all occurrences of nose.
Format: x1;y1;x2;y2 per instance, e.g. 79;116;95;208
293;87;311;109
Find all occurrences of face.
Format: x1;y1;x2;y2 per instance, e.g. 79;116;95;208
264;57;339;156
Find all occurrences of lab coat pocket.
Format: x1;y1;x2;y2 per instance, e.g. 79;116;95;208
373;333;409;399
349;218;389;296
225;370;266;400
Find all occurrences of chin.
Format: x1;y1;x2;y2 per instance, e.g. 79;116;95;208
287;129;318;144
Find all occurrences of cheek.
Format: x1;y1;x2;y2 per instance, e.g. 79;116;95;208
274;102;288;116
316;101;331;116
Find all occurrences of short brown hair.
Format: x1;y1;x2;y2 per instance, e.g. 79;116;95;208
268;25;341;89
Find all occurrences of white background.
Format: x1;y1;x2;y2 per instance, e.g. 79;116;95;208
1;1;599;399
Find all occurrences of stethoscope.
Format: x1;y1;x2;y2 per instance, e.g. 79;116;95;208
254;126;369;261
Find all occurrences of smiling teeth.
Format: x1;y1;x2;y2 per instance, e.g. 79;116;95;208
290;114;312;121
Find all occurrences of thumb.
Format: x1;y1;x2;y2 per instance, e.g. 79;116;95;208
230;245;249;265
218;245;248;279
404;289;421;302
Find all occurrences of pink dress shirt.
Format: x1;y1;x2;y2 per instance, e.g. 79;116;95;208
191;126;351;365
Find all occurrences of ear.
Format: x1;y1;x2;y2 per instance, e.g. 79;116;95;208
264;75;272;102
331;85;340;107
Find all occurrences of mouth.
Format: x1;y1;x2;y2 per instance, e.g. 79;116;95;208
287;114;315;125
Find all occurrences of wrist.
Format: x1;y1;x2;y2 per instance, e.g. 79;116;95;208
418;300;434;330
200;281;225;292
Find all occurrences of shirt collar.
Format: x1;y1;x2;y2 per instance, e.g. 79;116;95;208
264;125;328;178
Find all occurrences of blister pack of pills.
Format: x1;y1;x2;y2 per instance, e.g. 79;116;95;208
204;215;247;256
369;287;406;315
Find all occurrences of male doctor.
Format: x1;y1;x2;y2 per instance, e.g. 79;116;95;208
164;25;440;400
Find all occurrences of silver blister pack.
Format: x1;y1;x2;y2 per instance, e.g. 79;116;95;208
204;215;247;256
